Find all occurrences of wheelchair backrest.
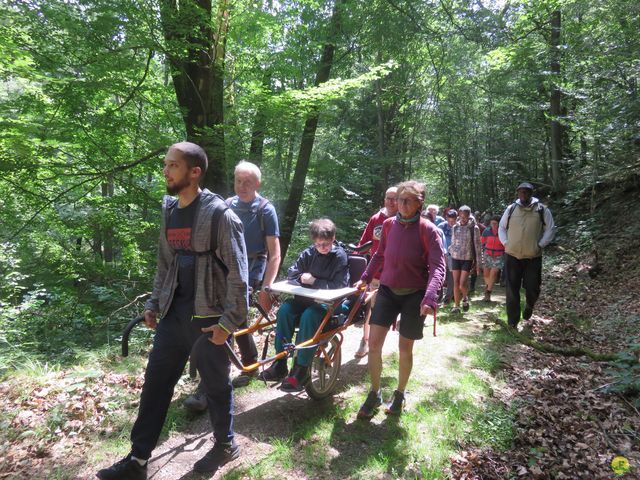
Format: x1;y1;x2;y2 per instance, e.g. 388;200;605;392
347;255;367;287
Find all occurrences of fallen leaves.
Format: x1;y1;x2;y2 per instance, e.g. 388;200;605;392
0;366;190;478
450;237;640;479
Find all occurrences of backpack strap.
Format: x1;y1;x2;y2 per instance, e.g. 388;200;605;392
506;202;545;229
419;218;445;289
538;204;546;226
505;203;518;230
210;195;230;273
256;196;270;242
469;221;477;261
418;218;432;261
225;195;271;242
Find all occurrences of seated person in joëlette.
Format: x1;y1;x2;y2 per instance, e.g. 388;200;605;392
258;218;350;391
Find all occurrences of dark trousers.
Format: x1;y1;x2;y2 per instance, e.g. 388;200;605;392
235;328;258;366
504;254;542;327
130;310;234;460
469;272;478;292
233;271;262;367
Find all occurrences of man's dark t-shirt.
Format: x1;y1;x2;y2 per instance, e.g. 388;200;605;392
166;194;200;318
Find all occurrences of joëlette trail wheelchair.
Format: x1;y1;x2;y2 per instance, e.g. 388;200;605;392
121;241;372;400
224;241;372;399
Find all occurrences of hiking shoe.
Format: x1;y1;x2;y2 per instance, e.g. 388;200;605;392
462;298;470;312
96;455;147;480
357;391;382;420
523;305;534;320
193;442;240;473
483;290;491;302
183;390;208;413
257;360;288;382
384;390;405;415
354;338;369;358
232;369;257;388
280;365;309;392
450;307;461;315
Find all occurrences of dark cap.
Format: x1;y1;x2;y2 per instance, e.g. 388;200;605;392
446;209;458;218
516;182;534;191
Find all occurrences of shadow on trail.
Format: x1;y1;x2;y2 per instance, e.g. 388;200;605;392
147;431;208;480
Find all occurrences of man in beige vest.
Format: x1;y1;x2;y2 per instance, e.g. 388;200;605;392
498;182;555;328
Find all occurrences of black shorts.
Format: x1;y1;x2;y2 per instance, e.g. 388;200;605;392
370;285;426;340
450;258;473;271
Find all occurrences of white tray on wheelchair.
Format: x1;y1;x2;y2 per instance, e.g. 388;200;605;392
268;280;357;303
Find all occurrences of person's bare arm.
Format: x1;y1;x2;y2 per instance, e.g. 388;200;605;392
258;235;281;311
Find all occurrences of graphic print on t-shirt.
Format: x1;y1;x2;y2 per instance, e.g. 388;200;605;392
167;227;192;250
373;224;383;241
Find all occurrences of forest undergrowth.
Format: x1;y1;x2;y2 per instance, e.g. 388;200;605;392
451;176;640;479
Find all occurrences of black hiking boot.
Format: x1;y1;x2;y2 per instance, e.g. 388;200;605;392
523;304;534;320
232;369;257;388
257;359;288;382
384;390;406;415
462;297;470;312
183;383;208;413
357;391;382;420
193;442;240;473
96;455;147;480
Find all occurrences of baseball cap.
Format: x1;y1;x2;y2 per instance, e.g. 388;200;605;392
516;182;534;191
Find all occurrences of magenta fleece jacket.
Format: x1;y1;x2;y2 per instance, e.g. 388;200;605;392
361;217;446;309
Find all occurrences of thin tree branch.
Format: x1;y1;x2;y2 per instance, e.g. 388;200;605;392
110;49;154;114
6;148;165;238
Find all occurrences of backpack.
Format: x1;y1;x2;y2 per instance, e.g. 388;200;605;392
225;195;271;245
419;218;446;288
210;195;229;255
505;202;546;230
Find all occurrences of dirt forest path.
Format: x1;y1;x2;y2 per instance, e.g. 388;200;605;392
138;292;505;480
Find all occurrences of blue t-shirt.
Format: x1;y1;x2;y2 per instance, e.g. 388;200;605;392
439;222;453;251
227;195;279;255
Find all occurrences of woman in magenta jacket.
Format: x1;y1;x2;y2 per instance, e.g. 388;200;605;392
355;180;446;419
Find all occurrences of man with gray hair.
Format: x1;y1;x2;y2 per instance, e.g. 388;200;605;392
184;161;281;411
425;204;445;226
227;160;281;384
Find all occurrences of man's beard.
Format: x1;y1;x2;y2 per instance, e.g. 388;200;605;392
166;175;190;195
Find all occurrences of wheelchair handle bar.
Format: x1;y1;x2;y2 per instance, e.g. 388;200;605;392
122;316;145;357
340;240;372;255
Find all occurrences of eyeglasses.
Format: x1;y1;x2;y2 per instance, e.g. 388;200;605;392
397;197;419;205
314;241;333;249
385;196;397;202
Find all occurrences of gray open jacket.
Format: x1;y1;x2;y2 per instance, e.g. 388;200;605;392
144;189;249;333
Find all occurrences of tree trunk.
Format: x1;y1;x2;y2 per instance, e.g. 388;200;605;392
248;73;271;166
101;177;114;263
549;9;563;193
279;0;342;260
160;0;229;194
